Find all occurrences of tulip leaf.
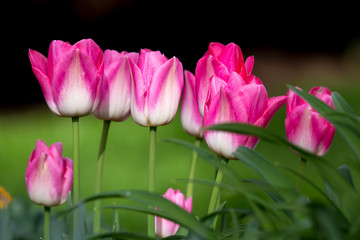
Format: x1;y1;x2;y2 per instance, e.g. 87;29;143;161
233;146;294;189
85;232;154;240
62;190;217;240
309;204;345;240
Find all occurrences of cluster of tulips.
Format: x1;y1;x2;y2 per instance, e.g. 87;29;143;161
25;39;335;239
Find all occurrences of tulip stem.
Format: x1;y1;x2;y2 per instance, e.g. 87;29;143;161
207;157;229;229
44;206;51;240
93;120;111;235
296;157;307;193
148;126;157;237
186;138;202;198
72;117;80;237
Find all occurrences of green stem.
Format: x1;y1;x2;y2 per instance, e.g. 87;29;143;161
296;157;307;193
93;120;111;235
186;138;202;199
44;206;51;240
148;126;157;237
72;117;80;237
207;157;229;229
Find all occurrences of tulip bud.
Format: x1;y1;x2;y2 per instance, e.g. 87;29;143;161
129;49;184;127
285;86;335;156
155;188;192;238
29;39;104;117
94;50;139;121
25;140;73;207
181;70;204;138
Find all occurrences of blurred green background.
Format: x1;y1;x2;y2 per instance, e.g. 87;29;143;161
1;44;360;233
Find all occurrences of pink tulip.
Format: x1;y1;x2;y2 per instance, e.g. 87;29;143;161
204;72;287;159
181;70;204;138
25;140;73;207
285;86;335;156
94;50;139;121
29;39;104;117
155;188;192;238
195;42;255;116
129;49;184;127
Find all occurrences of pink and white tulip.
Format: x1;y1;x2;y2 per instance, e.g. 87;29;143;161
204;73;287;159
94;50;139;121
285;86;335;156
129;49;184;127
29;39;104;117
25;140;73;207
195;42;254;116
181;70;204;138
155;188;192;238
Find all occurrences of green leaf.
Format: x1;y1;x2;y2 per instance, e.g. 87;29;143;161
309;203;345;240
332;91;357;116
233;147;294;189
61;190;217;240
85;232;154;240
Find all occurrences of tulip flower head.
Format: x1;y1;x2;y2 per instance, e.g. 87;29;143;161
129;49;184;127
195;42;255;116
29;39;104;117
181;70;204;138
25;140;73;207
285;86;335;156
94;50;139;121
155;188;192;238
198;42;287;159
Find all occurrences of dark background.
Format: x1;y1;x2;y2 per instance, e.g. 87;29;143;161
3;0;359;107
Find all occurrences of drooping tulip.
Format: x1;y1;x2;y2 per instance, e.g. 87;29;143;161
129;49;184;127
285;86;335;156
181;70;204;138
94;50;139;121
155;188;192;238
25;140;73;207
204;73;287;159
29;39;104;117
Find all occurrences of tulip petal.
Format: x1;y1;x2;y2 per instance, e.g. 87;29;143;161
204;86;248;159
137;49;168;85
29;50;60;115
195;55;229;116
95;53;132;121
181;70;204;137
48;40;72;80
245;95;287;148
148;57;184;126
52;49;99;117
60;158;73;204
217;43;243;73
129;58;149;126
72;39;104;70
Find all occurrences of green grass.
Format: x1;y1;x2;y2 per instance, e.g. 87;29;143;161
1;81;360;233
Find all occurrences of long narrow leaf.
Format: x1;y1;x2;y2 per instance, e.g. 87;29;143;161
61;190;217;240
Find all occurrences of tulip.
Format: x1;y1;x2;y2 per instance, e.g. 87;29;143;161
129;49;184;127
181;70;204;138
25;140;73;207
285;86;335;156
29;39;104;117
155;188;192;238
204;73;287;159
195;42;255;116
94;50;139;121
